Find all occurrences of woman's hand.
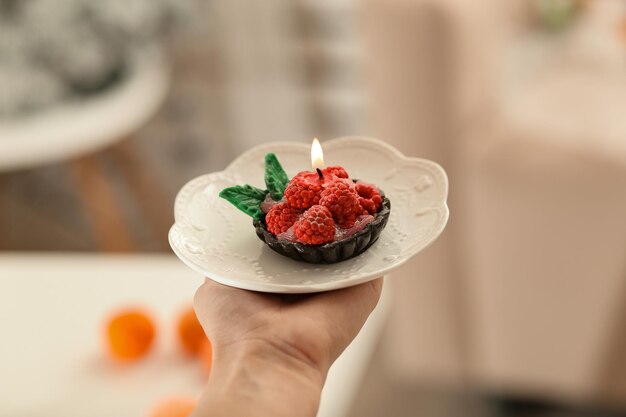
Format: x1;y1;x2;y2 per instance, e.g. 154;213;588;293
191;278;383;417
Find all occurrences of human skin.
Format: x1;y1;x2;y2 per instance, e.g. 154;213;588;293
191;277;384;417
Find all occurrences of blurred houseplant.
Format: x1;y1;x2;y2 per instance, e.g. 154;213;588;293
533;0;583;31
0;0;191;117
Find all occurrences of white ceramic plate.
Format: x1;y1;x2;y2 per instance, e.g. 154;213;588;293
169;136;449;293
0;49;169;172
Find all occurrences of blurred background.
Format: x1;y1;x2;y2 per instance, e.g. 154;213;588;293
2;0;626;416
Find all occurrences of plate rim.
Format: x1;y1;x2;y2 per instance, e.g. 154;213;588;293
169;136;449;293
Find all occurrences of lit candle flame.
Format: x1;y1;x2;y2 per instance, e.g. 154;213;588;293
311;138;324;170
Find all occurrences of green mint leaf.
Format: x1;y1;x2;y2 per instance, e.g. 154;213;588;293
264;153;289;200
219;184;267;220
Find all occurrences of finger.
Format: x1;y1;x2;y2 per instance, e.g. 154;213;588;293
296;277;383;338
194;278;284;336
303;277;383;318
195;279;277;313
194;279;235;318
194;279;252;332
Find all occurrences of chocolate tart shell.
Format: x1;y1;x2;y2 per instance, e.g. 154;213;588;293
253;195;391;264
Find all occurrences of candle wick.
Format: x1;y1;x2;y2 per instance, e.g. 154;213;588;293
316;168;323;179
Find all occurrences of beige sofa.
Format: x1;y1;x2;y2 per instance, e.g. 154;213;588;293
361;0;626;406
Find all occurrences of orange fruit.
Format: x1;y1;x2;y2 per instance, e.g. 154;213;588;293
176;306;205;356
199;338;213;375
105;309;156;362
147;395;196;417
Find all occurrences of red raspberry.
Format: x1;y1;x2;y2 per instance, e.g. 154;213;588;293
355;183;383;215
293;205;335;245
265;202;301;236
284;172;323;209
322;166;349;179
319;180;361;228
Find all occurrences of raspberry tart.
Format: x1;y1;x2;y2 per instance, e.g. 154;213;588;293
219;153;390;264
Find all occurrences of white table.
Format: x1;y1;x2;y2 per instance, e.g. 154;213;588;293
0;253;388;417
